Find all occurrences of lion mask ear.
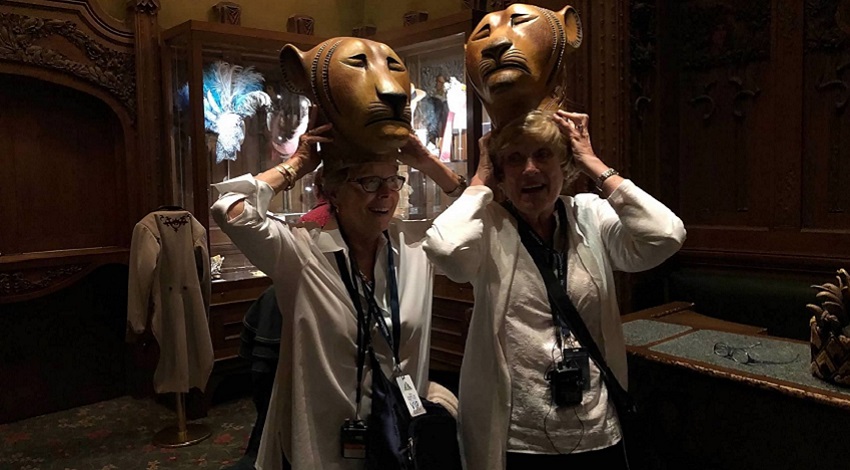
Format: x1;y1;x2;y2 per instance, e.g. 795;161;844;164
279;44;313;100
558;5;583;49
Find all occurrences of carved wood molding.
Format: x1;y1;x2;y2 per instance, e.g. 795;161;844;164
287;14;314;35
630;0;656;123
806;0;850;51
0;264;87;299
404;11;429;27
675;0;771;70
127;0;161;15
213;1;240;25
0;12;136;118
352;24;377;38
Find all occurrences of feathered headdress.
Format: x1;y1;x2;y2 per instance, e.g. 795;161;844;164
178;61;272;163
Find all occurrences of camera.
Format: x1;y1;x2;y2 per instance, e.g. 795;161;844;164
340;419;368;459
547;348;589;407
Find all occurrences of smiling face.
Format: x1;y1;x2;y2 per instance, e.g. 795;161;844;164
497;139;565;218
465;4;582;129
280;38;411;165
327;162;401;236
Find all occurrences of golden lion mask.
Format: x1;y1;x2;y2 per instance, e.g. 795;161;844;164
280;38;412;171
466;3;582;129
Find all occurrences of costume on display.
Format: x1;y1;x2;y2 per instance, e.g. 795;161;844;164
127;209;213;394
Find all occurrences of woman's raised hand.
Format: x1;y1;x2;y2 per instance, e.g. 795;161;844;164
553;110;604;178
471;132;496;188
398;133;435;170
292;105;333;174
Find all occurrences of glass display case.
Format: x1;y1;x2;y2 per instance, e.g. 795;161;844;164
162;21;323;283
376;10;488;220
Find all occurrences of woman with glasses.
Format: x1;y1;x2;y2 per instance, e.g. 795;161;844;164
211;107;465;470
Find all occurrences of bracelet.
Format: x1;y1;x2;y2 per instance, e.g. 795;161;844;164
274;163;298;191
595;168;619;190
445;174;468;197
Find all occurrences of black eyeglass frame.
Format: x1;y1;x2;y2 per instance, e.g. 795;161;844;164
346;175;406;193
712;341;799;366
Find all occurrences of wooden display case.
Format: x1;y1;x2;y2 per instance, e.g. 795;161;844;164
375;9;487;221
375;11;487;374
160;21;324;385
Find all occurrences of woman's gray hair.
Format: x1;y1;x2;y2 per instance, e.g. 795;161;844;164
320;166;351;196
486;110;580;192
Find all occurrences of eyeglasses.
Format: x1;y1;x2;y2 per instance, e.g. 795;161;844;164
347;175;406;193
712;341;799;366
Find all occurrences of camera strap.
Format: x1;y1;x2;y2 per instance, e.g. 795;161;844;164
503;199;636;416
334;230;402;419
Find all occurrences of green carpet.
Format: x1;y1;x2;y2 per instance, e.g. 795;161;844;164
0;395;255;470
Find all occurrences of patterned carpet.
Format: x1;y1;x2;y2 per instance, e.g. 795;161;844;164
0;395;255;470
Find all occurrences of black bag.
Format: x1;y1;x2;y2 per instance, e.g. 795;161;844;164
366;349;462;470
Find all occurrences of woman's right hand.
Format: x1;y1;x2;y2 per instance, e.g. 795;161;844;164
290;105;332;176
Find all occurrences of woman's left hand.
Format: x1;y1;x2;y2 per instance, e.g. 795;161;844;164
399;133;464;195
553;110;607;178
398;133;436;171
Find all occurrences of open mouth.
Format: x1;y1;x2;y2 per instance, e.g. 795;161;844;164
520;184;546;194
368;207;392;215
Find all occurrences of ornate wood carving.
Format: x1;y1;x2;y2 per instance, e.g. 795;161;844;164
806;0;850;51
630;0;656;124
675;0;771;70
404;11;429;27
816;61;850;213
0;265;86;297
287;14;314;35
213;2;241;25
0;12;136;118
488;0;514;10
352;24;377;38
127;0;161;14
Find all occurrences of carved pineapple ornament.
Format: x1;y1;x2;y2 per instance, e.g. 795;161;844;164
810;268;850;385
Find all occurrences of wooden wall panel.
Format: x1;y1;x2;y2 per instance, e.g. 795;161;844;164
802;0;850;232
630;0;850;272
0;75;126;255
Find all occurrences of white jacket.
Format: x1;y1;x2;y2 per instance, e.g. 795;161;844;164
127;210;213;394
423;180;686;470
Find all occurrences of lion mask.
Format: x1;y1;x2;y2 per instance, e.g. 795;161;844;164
466;3;582;130
280;37;412;172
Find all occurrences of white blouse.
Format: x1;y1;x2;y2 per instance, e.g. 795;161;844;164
504;212;619;454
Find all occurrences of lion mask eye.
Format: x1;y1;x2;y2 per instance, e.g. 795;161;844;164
387;57;406;72
471;24;491;41
510;13;537;26
343;54;368;68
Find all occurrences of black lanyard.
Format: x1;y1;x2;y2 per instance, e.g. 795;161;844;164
503;199;571;346
333;230;401;418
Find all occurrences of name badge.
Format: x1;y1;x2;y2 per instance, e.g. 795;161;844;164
395;374;426;417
